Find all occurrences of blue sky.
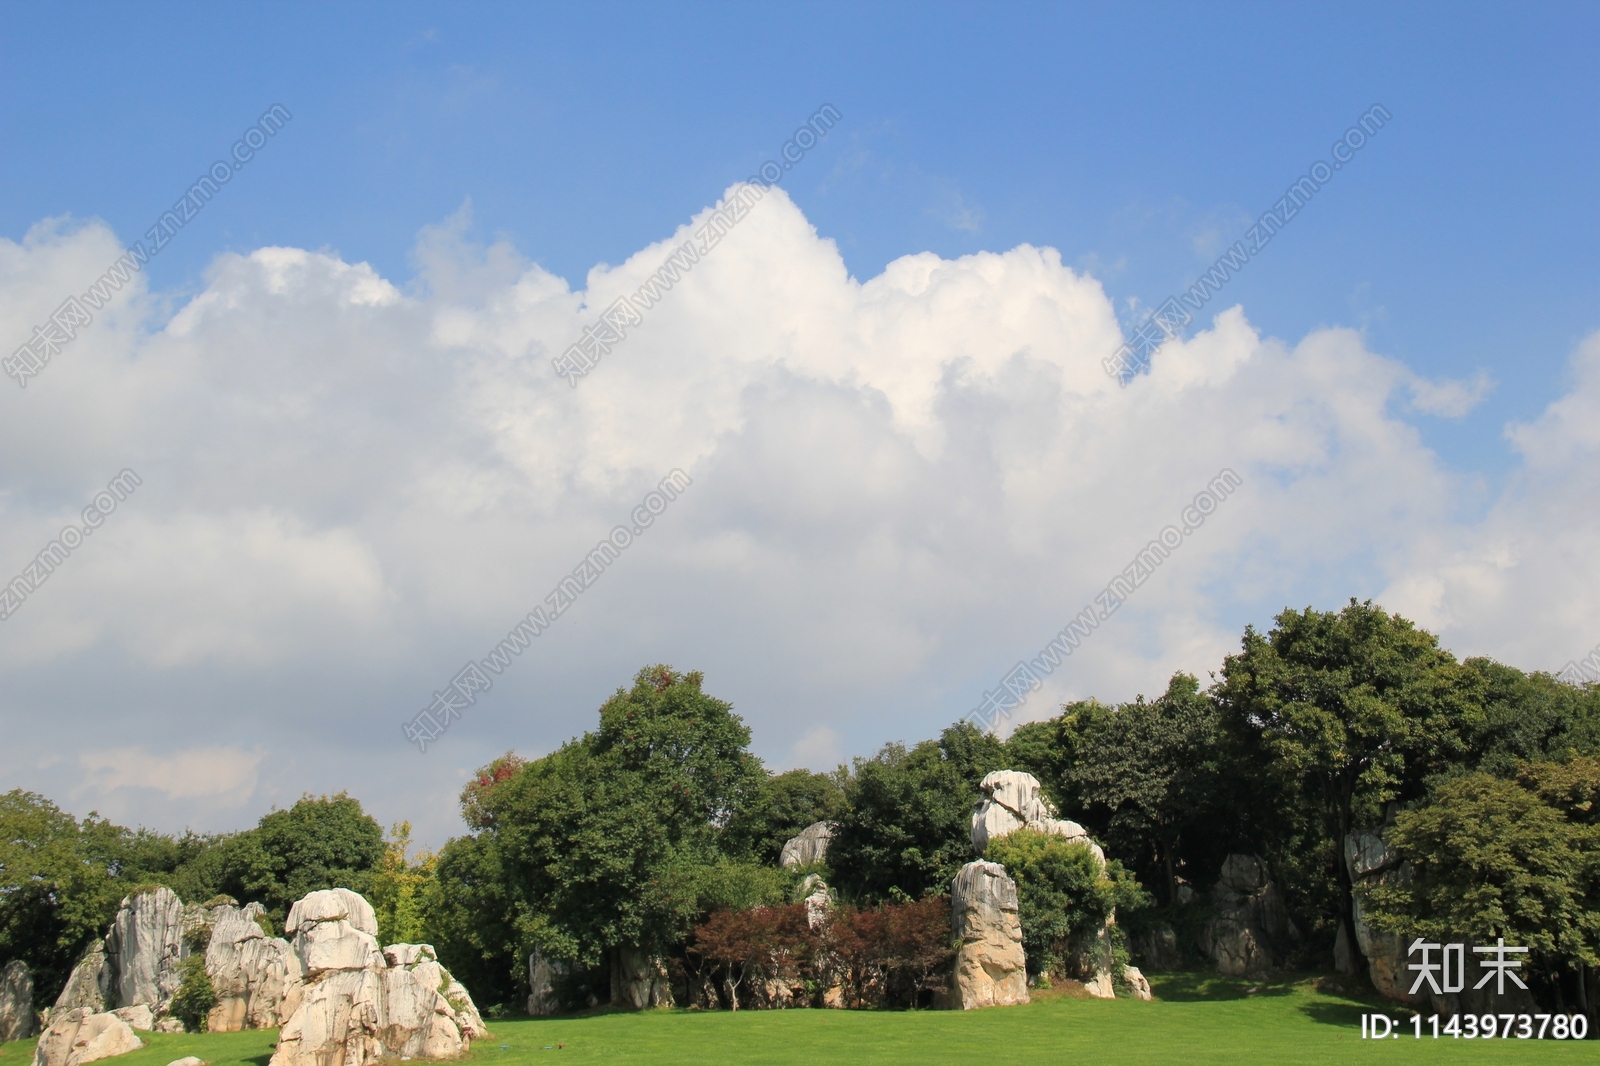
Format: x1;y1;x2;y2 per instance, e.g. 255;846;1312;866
2;2;1598;842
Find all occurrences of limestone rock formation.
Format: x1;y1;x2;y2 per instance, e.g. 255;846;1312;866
799;875;834;931
269;891;472;1066
51;941;109;1019
285;890;384;975
610;949;673;1009
1;960;36;1042
1132;924;1182;971
969;771;1105;865
1122;965;1154;1001
107;1006;152;1032
382;945;486;1039
32;1010;142;1066
166;1057;207;1066
1199;854;1292;976
205;903;303;1032
778;821;836;868
1343;830;1425;1006
526;952;564;1017
104;888;187;1014
950;861;1028;1009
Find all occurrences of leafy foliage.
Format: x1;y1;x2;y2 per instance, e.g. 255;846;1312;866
830;723;1007;903
984;829;1147;978
1362;761;1600;988
168;953;216;1033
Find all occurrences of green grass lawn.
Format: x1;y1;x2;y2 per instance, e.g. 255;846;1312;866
2;974;1590;1066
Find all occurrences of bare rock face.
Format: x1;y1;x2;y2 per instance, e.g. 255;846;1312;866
950;861;1029;1009
526;952;564;1017
104;888;187;1014
285;890;384;976
1133;924;1182;971
970;771;1105;865
799;875;834;931
51;942;110;1019
205;903;303;1032
1122;965;1154;1001
1;960;36;1042
270;891;471;1066
381;945;486;1039
609;949;673;1009
107;1006;152;1032
1343;830;1425;1006
778;822;836;868
1200;855;1292;977
32;1010;143;1066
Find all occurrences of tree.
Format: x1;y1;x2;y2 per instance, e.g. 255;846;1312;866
369;822;436;947
722;769;848;866
1047;674;1226;905
1362;766;1600;1009
436;665;769;1008
829;724;1007;903
1213;600;1475;964
983;828;1145;977
689;904;811;1009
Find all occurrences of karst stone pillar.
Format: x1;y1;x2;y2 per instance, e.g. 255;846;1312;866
951;860;1029;1009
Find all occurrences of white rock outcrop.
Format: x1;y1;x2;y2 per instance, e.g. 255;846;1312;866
1;960;36;1042
1122;965;1154;1001
799;874;834;931
32;1010;142;1066
950;861;1028;1009
778;822;836;868
269;891;473;1066
104;888;187;1014
51;941;109;1019
970;771;1105;865
205;902;303;1032
107;1006;152;1032
382;945;486;1039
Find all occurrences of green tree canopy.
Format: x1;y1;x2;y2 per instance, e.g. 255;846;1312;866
1213;600;1477;955
829;722;1008;903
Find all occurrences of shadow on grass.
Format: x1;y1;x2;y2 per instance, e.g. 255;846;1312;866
1149;972;1299;1001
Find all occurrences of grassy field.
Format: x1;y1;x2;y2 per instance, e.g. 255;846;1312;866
3;974;1591;1066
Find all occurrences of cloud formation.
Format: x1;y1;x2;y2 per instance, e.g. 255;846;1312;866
2;190;1595;845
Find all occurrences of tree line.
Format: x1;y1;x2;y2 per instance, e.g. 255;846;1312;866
3;600;1596;1015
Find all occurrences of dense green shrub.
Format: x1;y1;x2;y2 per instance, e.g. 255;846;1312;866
168;953;216;1033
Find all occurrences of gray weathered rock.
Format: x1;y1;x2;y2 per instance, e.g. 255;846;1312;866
1344;830;1424;1005
104;888;187;1013
32;1010;142;1066
205;903;303;1032
166;1057;207;1066
1133;925;1182;971
51;941;110;1019
152;1019;185;1034
382;945;486;1040
1;960;35;1042
778;821;836;868
526;951;564;1017
1200;854;1291;976
107;1006;152;1032
951;861;1028;1009
970;771;1105;865
1122;965;1153;1001
610;949;673;1009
